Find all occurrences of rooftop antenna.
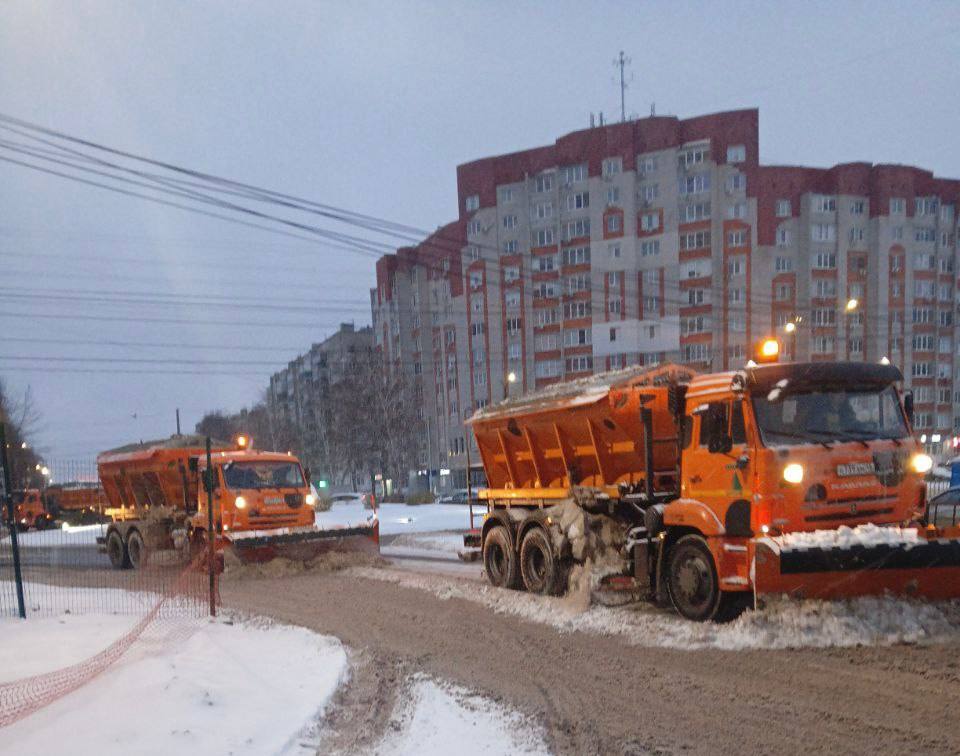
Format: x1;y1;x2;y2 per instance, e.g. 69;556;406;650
613;50;632;122
651;102;656;116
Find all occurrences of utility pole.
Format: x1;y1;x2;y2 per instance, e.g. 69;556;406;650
613;50;631;122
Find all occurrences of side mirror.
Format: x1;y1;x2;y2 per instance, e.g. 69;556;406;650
303;466;312;485
904;392;915;426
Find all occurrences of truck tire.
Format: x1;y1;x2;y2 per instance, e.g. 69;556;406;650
106;530;131;569
126;530;149;570
483;525;520;589
519;527;563;595
666;534;723;622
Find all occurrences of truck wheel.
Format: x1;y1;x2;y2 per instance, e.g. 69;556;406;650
519;527;563;595
483;525;520;589
106;530;131;569
126;530;149;570
666;534;722;622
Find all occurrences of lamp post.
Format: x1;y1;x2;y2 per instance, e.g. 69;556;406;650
504;370;517;401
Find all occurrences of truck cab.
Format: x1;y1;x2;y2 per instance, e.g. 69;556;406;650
194;450;316;536
11;489;54;531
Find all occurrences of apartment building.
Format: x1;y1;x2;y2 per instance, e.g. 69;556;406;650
373;109;960;487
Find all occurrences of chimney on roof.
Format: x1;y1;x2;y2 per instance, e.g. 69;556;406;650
599;112;604;126
590;113;595;128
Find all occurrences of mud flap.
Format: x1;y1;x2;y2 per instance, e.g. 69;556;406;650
752;537;960;602
227;520;380;564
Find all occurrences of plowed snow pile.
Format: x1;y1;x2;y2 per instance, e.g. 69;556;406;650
354;567;960;650
773;523;922;551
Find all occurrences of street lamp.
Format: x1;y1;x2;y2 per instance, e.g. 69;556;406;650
845;298;859;312
783;321;796;334
880;356;891;365
507;371;517;384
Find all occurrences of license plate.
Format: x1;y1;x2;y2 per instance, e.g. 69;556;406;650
836;462;874;477
264;497;282;505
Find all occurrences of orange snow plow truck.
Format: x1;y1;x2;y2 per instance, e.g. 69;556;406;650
96;435;379;570
466;358;960;621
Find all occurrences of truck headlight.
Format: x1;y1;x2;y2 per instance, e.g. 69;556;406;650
234;496;247;509
783;463;804;484
305;493;316;507
910;453;933;474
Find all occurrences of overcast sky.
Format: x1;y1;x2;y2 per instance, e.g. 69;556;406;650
1;0;959;464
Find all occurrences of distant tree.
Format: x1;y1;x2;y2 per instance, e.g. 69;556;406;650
0;379;44;489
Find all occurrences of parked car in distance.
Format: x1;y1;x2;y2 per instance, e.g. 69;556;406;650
327;492;375;509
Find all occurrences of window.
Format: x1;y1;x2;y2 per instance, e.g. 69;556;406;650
850;200;865;215
563;300;592;319
941;205;954;223
678;173;711;195
532;228;555;247
680;230;711;250
639;155;658;174
533;281;558;299
561;246;590;266
682;258;711;279
468;220;482;236
775;256;793;272
912;307;933;324
641;239;660;257
535;359;562;379
814;251;837;269
566;355;593;373
498;187;514;203
640;183;659;203
775;283;793;301
813;336;835;354
535;332;560;352
607;271;622;286
727;173;746;191
890;198;905;214
688;288;706;305
602;157;622;176
473;368;487;387
535;253;557;272
503;266;520;283
640;212;660;232
913;252;936;270
813;195;837;213
561;163;587;184
811;223;836;242
562;218;590;240
912;362;932;378
849;338;864;355
915;228;936;242
815;279;837;298
470;322;486;336
682;343;711;362
470;295;484;314
505;291;520;308
915;280;935;299
775;199;791;217
849;227;865;244
727;287;744;304
726;202;747;220
607;186;620;205
534;174;554;193
679;144;710;167
466;244;481;261
608;243;621;258
505;317;522;333
502;240;518;255
563;328;592;347
727;230;747;247
681;315;708;335
774;228;790;247
915;197;938;216
609;327;618;342
532;202;553;220
564;273;591;294
535;308;559;326
727;144;746;163
606;214;622;234
890;254;904;272
727;257;744;277
567;192;589;211
469;271;483;289
465;194;480;212
682;201;711;222
608;298;622;315
913;334;935;351
502;214;517;230
891;226;903;241
813;308;836;326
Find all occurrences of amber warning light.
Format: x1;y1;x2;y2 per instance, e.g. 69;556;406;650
755;338;780;364
236;434;250;449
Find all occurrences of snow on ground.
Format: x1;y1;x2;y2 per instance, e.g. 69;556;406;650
352;566;960;651
772;523;922;551
384;532;465;555
315;502;474;536
6;523;106;548
2;586;348;756
375;675;549;756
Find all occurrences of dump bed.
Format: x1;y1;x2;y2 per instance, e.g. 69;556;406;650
469;364;695;492
97;435;224;514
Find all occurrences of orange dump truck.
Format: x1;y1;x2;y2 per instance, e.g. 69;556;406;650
43;483;107;524
466;361;960;621
11;489;55;531
96;434;379;569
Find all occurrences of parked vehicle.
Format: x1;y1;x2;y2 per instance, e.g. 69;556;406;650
10;489;55;531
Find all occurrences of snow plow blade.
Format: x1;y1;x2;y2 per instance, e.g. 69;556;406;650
753;536;960;602
227;520;380;564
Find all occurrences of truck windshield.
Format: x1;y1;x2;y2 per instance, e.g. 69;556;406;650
222;461;304;490
751;385;908;447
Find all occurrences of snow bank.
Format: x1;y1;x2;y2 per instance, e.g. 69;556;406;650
2;603;348;755
385;532;465;555
773;523;922;552
354;567;960;651
316;502;473;536
375;675;549;756
12;523;106;548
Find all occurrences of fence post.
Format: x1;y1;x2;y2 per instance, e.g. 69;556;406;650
205;437;216;618
0;424;27;619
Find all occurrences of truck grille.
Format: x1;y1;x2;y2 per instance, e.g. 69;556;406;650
284;493;304;509
248;512;302;529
